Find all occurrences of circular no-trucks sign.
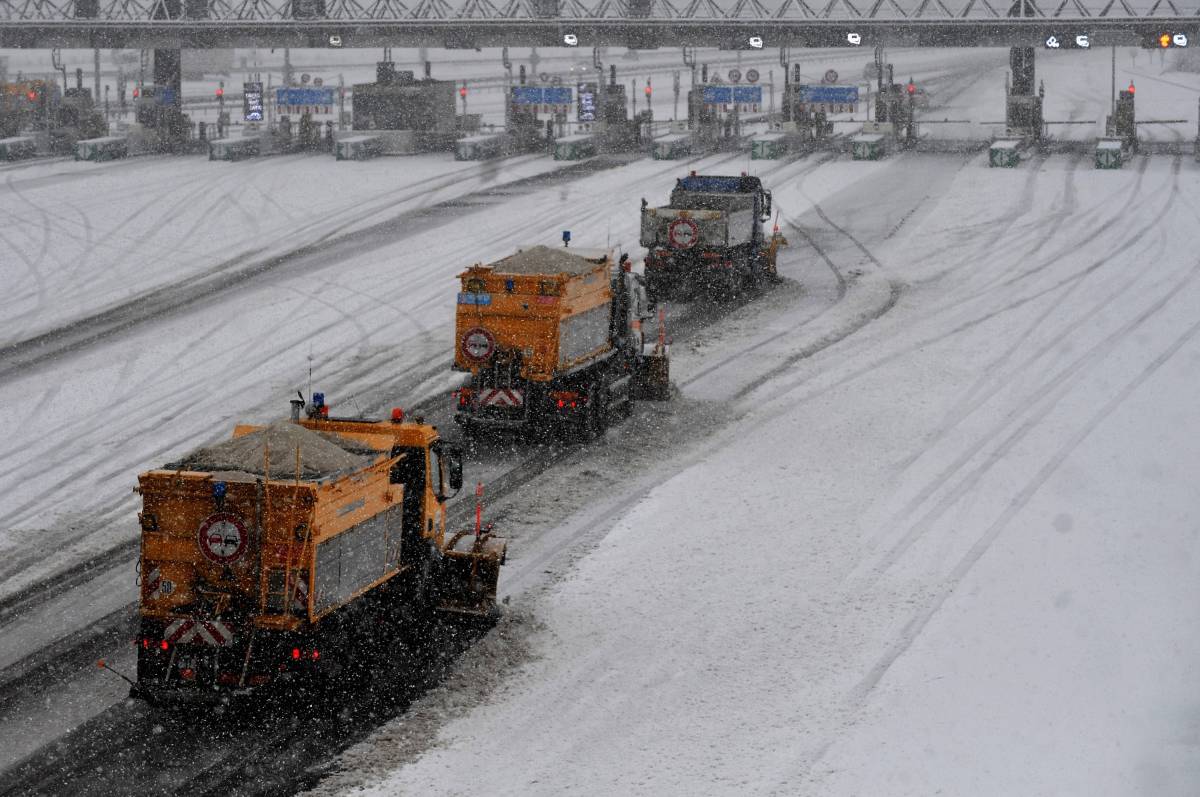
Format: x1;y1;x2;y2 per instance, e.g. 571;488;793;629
728;68;742;83
461;327;496;362
746;69;760;84
667;218;700;249
198;512;249;565
823;69;839;84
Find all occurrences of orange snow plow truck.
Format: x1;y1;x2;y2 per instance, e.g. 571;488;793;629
452;245;670;440
133;394;505;703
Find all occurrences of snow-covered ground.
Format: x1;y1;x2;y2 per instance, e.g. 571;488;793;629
306;55;1200;797
1;44;1198;793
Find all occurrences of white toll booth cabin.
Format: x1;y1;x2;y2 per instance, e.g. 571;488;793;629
334;135;384;161
751;132;789;160
1094;138;1127;170
0;136;37;160
553;133;598;161
652;132;693;160
454;133;505;161
850;133;886;161
75;136;129;162
209;135;262;161
988;138;1023;168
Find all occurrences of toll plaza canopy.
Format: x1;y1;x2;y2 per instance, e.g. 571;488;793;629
0;0;1195;48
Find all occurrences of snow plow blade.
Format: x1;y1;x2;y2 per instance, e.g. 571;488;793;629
437;530;508;617
632;353;671;401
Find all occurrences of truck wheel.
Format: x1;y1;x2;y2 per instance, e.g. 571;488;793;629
594;385;611;436
575;385;603;443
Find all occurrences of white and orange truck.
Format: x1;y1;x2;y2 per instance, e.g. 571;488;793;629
133;395;504;702
452;245;670;440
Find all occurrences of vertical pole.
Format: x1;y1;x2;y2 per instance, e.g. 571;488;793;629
338;73;345;130
475;483;484;536
93;48;101;103
1111;46;1116;116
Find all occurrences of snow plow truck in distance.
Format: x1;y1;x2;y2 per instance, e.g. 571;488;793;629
453;245;671;440
133;396;505;703
640;173;787;303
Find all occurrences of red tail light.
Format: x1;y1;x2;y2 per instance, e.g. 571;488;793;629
311;649;320;660
160;640;169;651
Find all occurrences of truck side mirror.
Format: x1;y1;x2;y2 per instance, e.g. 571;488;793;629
447;446;464;492
762;191;772;220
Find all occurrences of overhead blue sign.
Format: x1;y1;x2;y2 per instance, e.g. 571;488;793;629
511;86;542;104
701;86;732;104
797;85;859;104
733;86;762;103
700;85;762;104
276;87;335;106
511;86;573;105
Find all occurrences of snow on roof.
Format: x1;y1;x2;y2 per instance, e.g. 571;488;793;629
490;245;608;275
169;420;377;480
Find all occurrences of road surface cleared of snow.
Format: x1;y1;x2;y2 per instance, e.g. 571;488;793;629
311;56;1200;797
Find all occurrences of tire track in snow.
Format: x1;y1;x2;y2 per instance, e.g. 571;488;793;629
843;283;1200;708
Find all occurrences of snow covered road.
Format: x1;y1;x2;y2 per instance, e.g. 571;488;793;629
313;96;1200;797
2;45;1198;795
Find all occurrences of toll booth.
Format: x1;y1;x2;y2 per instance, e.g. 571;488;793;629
506;84;572;153
0;80;60;138
134;85;193;152
1004;47;1043;142
351;61;456;153
688;84;764;151
781;82;846;144
1104;89;1137;153
597;80;636;151
874;84;915;143
52;86;107;152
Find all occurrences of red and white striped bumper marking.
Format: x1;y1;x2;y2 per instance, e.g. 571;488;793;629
164;618;234;647
144;567;174;598
479;388;524;408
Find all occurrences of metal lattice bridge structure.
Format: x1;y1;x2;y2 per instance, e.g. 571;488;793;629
0;0;1195;47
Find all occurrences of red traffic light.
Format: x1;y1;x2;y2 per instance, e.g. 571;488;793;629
644;85;652;97
459;85;467;98
906;81;916;95
25;90;36;101
133;87;140;98
1128;81;1136;94
215;87;224;97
